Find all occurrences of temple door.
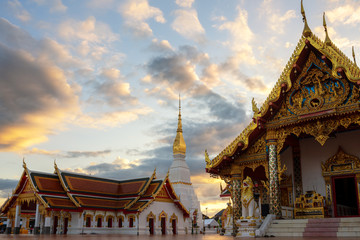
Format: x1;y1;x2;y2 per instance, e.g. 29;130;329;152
53;216;58;234
161;217;166;235
63;218;68;235
332;175;360;217
172;219;176;235
149;218;154;235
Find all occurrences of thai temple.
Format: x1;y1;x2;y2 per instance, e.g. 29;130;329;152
0;100;202;235
206;1;360;238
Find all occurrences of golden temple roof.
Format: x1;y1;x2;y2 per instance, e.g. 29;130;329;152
205;1;360;171
173;96;186;155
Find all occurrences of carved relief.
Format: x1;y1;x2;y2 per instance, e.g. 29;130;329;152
322;147;360;175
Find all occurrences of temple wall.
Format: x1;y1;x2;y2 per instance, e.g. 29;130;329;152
299;129;360;197
281;146;294;179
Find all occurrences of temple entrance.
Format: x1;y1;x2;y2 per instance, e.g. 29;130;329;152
161;217;166;235
172;219;176;234
332;175;359;217
149;218;154;235
63;218;68;234
52;216;58;234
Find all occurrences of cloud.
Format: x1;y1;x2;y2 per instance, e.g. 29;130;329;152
0;44;79;150
175;0;195;8
87;0;115;9
259;0;296;34
326;3;360;25
118;0;165;38
74;108;153;129
8;0;32;22
63;150;112;158
33;0;67;13
148;38;174;52
58;16;118;44
0;18;79;151
172;9;206;43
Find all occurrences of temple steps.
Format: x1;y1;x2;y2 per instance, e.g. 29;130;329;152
265;217;360;237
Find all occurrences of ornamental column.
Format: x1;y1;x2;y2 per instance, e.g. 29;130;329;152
43;212;51;234
266;130;282;218
231;164;242;221
13;202;21;234
5;216;12;234
34;202;40;234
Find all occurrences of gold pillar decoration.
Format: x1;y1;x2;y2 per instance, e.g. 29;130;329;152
231;164;243;221
266;129;282;218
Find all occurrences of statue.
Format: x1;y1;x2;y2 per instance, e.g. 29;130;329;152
241;176;259;219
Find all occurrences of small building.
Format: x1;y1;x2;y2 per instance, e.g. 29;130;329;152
0;162;189;235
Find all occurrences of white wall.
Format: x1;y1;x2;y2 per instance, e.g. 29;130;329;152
299;129;360;196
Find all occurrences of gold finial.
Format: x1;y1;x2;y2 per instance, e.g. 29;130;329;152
54;159;58;169
22;158;26;169
173;96;186;155
152;167;157;179
353;46;357;66
301;0;312;37
323;12;331;45
252;98;259;114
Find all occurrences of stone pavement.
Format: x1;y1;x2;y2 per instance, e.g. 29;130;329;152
0;234;359;240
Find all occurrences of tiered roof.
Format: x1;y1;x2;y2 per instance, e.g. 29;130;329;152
1;162;189;216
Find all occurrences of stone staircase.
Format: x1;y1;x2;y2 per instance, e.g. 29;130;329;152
265;217;360;237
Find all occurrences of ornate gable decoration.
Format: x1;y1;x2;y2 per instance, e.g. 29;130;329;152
288;52;356;117
322;147;360;176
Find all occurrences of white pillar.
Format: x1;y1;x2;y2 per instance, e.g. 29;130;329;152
14;204;21;234
44;216;51;234
34;203;40;234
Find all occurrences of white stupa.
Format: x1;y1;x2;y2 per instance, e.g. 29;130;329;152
169;97;203;232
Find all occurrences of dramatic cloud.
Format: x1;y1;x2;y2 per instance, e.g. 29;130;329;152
119;0;165;38
0;178;18;199
148;38;174;52
172;9;206;43
0;18;79;150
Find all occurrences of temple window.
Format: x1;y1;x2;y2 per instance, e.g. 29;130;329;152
107;217;113;228
96;217;102;228
85;216;91;227
118;216;123;228
129;216;134;228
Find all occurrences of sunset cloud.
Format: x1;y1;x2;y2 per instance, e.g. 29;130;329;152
119;0;165;38
172;9;206;43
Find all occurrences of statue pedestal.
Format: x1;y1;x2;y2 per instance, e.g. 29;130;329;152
235;218;262;237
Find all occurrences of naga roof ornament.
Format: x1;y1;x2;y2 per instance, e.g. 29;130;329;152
173;95;186;155
353;46;357;67
323;12;331;46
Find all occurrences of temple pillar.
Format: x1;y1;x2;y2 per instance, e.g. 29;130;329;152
266;130;282;218
5;217;12;234
231;164;242;221
34;203;40;234
13;203;21;234
292;144;303;198
43;212;51;234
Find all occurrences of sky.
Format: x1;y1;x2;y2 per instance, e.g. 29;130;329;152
0;0;360;217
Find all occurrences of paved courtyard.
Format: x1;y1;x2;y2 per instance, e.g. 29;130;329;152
0;234;359;240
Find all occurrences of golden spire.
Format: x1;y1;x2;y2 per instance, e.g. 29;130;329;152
173;95;186;155
353;46;357;66
301;0;312;37
323;12;331;45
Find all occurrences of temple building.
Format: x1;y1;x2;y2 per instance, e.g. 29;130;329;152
205;1;360;238
0;162;189;235
169;98;203;232
0;100;206;235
